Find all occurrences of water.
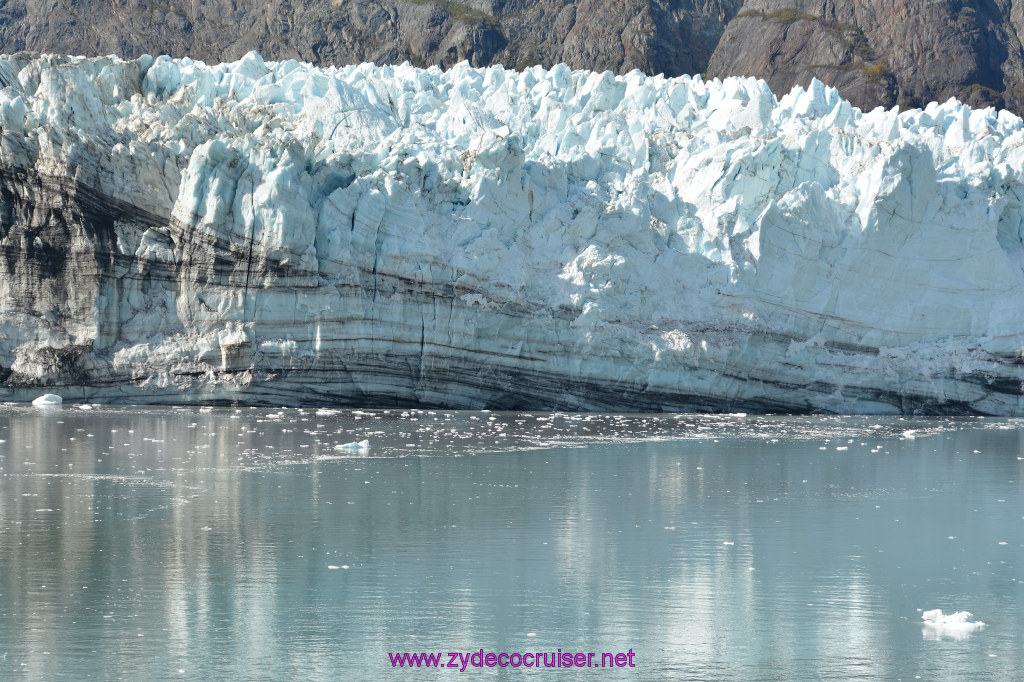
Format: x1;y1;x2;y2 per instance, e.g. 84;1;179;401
1;406;1022;680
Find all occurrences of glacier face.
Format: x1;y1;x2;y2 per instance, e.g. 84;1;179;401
0;52;1023;413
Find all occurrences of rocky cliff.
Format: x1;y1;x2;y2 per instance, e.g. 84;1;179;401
5;1;1024;115
0;0;740;87
706;1;1024;114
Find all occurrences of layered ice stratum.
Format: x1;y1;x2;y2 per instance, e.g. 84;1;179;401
0;51;1023;412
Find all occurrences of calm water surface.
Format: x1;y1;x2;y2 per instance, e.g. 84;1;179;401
0;406;1022;680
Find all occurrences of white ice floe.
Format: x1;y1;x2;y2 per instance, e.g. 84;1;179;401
31;394;62;407
922;609;985;640
334;440;371;453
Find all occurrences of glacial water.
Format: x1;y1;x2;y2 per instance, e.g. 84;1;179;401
0;406;1022;680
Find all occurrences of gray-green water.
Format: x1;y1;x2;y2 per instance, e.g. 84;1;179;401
1;406;1022;680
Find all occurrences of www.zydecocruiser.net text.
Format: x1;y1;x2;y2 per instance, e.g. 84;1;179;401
389;649;637;670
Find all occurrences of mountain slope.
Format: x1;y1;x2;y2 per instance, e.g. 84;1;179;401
705;1;1024;113
0;0;737;83
5;1;1024;114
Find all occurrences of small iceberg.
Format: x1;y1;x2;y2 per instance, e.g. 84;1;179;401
922;609;985;640
335;439;371;453
31;393;62;407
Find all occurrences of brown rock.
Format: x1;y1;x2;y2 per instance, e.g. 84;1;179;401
5;1;1024;113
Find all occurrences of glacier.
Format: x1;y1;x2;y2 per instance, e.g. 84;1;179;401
0;51;1023;413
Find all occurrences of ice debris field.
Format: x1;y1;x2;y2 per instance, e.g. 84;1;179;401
3;401;1014;463
2;52;1024;413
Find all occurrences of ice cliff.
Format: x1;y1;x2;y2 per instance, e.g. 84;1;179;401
1;52;1023;413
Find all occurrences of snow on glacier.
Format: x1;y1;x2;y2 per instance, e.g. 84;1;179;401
0;51;1023;412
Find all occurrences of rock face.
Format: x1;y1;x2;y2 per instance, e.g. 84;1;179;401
705;1;1024;114
1;54;1024;413
0;0;740;84
6;1;1024;115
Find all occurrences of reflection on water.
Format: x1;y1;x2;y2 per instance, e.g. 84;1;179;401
0;406;1022;679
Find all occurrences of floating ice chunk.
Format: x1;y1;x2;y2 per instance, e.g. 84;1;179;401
922;609;983;625
78;404;93;410
902;430;917;440
31;393;62;407
922;609;985;640
335;439;371;453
